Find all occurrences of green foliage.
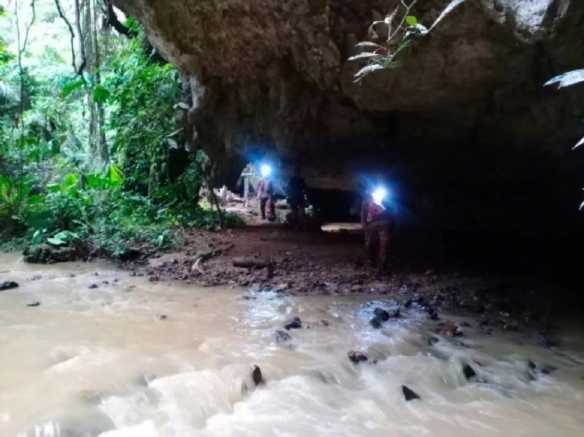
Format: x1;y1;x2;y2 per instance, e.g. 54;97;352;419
102;33;183;196
350;0;467;82
0;17;234;261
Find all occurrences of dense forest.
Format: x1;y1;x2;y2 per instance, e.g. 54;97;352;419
0;0;237;261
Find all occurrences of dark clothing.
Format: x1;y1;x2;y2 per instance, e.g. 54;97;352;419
361;199;395;271
258;178;275;220
260;197;275;221
287;176;306;208
257;178;274;199
288;175;306;226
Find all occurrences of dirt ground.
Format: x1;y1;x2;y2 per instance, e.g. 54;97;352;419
133;223;571;342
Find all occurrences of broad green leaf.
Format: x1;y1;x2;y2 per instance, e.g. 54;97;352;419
93;85;111;103
61;77;85;98
405;16;418;26
108;164;124;187
62;173;80;191
47;236;66;246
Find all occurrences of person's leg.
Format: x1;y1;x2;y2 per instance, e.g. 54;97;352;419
260;197;267;219
378;226;392;272
268;196;276;221
364;225;377;266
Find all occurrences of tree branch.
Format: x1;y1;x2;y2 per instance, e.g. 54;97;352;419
104;0;137;38
74;0;87;75
53;0;78;73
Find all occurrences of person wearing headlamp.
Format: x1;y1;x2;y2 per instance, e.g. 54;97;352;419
361;185;395;272
257;163;276;221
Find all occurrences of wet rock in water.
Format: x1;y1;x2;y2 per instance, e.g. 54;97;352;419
284;316;302;330
436;320;463;337
348;351;368;364
427;307;439;321
23;244;80;264
88;283;99;289
373;307;390;321
275;330;292;343
541;365;558;375
463;363;477;380
427;336;440;346
402;385;421;401
251;365;264;386
27;302;41;307
370;316;384;329
537;332;560;349
0;281;18;291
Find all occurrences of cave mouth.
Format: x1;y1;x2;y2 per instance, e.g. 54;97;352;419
219;140;584;288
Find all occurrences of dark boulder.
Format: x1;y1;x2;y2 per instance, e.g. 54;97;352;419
252;365;264;386
348;351;368;364
275;330;292;343
23;244;81;264
373;308;390;321
284;317;302;330
0;281;18;291
370;316;384;329
402;385;421;401
463;364;477;380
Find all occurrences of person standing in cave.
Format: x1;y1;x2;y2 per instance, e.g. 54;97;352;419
257;169;276;221
361;188;395;273
287;165;307;227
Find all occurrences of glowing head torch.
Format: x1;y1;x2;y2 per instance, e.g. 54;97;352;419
260;163;273;178
371;186;388;207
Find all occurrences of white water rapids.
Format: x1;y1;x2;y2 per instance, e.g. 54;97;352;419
1;253;584;436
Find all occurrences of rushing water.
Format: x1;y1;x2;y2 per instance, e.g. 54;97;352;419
1;253;584;437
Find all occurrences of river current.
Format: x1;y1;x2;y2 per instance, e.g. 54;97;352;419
1;253;583;436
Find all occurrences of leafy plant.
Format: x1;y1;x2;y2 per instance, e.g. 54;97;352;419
349;0;467;82
545;69;584;150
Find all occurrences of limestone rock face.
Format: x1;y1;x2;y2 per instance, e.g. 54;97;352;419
113;0;584;230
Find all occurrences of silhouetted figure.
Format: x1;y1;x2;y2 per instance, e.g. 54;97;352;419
257;176;275;221
361;193;395;272
288;166;307;226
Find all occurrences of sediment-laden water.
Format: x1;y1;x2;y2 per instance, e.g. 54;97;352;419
1;253;583;437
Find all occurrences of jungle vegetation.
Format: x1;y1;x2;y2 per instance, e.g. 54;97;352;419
0;0;235;260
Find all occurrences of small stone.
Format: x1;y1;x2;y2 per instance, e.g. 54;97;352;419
427;336;440;346
159;315;168;320
275;330;292;343
541;365;557;375
373;307;390;321
284;317;302;330
402;385;421;401
463;364;477;380
27;302;41;308
88;284;99;289
436;320;463;337
370;316;383;329
0;281;19;291
348;351;368;364
251;365;264;386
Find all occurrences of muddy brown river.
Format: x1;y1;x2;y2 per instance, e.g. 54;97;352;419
1;253;584;436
